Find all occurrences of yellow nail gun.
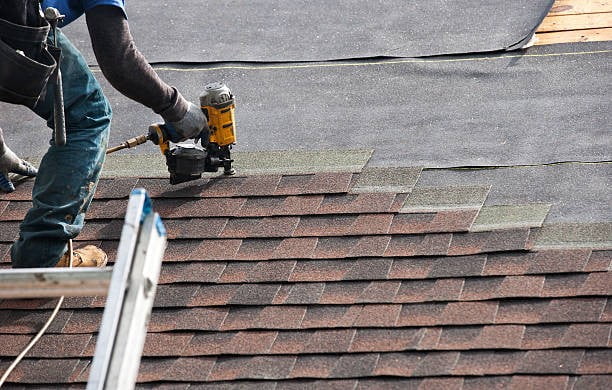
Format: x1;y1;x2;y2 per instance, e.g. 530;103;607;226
107;82;237;185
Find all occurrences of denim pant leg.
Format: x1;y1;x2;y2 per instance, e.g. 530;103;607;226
11;29;112;268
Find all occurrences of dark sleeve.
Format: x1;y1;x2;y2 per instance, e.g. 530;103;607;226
85;5;188;121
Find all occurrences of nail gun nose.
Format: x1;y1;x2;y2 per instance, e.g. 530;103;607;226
106;134;149;154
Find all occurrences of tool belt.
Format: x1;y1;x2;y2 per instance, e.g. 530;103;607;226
0;3;57;108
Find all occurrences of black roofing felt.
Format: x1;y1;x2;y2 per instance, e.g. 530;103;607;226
64;0;554;63
3;42;610;168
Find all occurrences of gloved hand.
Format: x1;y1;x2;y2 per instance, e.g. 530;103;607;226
0;128;38;193
163;102;209;143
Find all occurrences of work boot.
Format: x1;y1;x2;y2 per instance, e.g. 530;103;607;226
55;245;108;268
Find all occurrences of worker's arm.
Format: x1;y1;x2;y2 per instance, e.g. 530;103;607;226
85;5;205;138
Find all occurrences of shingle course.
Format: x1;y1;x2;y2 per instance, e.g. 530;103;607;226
0;171;609;387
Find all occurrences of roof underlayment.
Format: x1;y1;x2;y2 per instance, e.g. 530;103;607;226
1;0;611;387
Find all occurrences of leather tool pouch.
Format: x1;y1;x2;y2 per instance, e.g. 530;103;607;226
0;1;57;108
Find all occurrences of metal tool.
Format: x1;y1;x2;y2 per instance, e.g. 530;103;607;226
43;7;66;146
106;82;237;185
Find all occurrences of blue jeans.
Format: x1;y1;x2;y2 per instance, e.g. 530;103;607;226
11;29;112;268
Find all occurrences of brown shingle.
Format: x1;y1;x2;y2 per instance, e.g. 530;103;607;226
436;325;525;350
234;175;282;196
396;303;446;326
164;217;228;239
159;262;225;284
411;352;460;376
238;195;323;217
385;234;452;257
143;332;193;356
301;305;362;328
289;355;338;378
578;350;612;374
0;358;84;383
282;283;325;305
0;308;75;334
452;351;521;375
275;173;352;195
295;214;394;237
271;237;318;259
229;284;282;305
95;178;137;199
156;197;247;218
360;281;403;303
162;357;215;382
507;375;570;390
495;299;550;323
440;301;499;325
518;350;584;374
290;259;351;282
448;228;530;255
149;307;228;332
390;210;478;234
0;222;23;241
221;216;299;238
542;298;608;323
154;285;200;308
313;237;360;258
353;304;401;327
585;250;612;271
162;240;202;261
319;282;369;304
189;285;238;306
350;328;423;352
318;193;396;214
0;243;10;264
254;306;307;329
0;201;31;221
0;182;33;201
3;170;609;388
0;334;89;358
349;235;391;257
330;353;379;378
395;279;463;303
248;260;297;282
235;238;282;260
201;176;246;197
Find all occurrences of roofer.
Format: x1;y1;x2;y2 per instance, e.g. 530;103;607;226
0;0;208;267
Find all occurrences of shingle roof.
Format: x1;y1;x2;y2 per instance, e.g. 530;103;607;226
0;169;610;388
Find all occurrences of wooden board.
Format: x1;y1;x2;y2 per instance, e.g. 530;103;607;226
535;27;612;44
538;12;612;32
549;0;611;15
0;268;111;298
536;0;612;44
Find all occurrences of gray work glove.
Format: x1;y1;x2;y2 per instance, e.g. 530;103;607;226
0;128;38;192
165;102;209;142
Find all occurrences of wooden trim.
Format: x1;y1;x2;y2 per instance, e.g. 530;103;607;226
535;27;612;44
538;12;612;32
549;0;611;16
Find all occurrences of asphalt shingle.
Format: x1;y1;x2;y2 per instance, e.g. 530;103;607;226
0;170;609;387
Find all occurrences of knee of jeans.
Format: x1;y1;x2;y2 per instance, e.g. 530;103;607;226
86;87;112;129
65;86;112;142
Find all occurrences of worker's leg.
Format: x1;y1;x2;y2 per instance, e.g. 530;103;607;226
11;29;112;268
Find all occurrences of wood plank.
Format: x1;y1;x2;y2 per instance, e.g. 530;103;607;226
0;268;112;298
549;0;612;16
535;27;612;44
538;12;612;32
